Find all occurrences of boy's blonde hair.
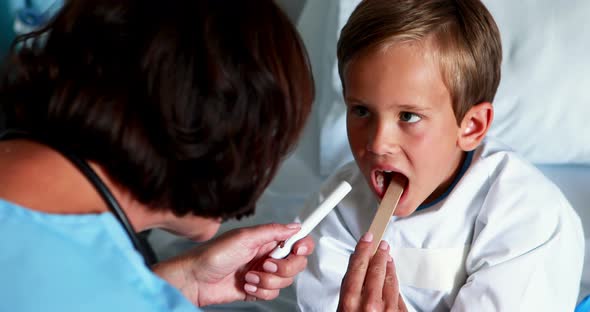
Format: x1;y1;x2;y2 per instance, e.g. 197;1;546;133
337;0;502;123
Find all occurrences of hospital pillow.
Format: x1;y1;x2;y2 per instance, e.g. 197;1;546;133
299;0;590;176
484;0;590;165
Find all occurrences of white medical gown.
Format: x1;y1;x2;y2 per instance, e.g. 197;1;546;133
295;139;584;312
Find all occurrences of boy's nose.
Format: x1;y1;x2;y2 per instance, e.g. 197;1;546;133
366;122;401;156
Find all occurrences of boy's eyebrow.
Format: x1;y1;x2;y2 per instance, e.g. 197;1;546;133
395;103;432;112
345;96;432;112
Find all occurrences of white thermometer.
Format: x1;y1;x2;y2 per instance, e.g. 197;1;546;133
269;181;352;259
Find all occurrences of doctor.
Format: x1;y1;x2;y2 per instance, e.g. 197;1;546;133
0;0;314;311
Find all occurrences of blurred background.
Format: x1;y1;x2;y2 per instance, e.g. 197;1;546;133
0;0;64;60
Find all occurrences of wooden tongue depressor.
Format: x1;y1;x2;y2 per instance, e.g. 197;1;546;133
367;174;405;255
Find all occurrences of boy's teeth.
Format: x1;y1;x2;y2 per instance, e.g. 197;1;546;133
376;172;384;187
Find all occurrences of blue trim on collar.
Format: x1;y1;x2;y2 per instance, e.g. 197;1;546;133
415;150;474;211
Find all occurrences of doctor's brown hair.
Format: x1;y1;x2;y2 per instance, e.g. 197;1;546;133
0;0;314;220
337;0;502;123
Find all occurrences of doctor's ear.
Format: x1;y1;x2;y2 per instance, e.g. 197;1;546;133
457;102;493;151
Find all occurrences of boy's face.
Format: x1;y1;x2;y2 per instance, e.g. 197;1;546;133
343;42;465;217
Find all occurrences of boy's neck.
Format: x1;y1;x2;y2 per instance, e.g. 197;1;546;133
417;150;473;211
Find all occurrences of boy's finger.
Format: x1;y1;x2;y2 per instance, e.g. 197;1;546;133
398;294;409;312
341;232;374;296
383;258;398;308
363;240;391;302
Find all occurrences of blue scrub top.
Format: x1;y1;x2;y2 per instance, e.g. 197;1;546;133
0;199;199;312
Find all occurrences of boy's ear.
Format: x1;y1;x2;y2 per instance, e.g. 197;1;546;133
457;102;493;151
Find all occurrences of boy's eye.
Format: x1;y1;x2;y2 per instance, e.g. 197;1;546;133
350;105;370;118
400;112;421;123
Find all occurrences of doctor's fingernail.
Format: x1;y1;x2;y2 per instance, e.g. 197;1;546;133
296;246;308;255
245;272;260;285
244;284;258;293
361;232;373;242
287;223;301;229
263;261;278;273
379;240;389;250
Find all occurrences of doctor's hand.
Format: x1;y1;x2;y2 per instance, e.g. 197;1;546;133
153;223;314;307
338;232;408;312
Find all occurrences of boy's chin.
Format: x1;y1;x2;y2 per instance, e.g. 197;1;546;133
393;203;419;217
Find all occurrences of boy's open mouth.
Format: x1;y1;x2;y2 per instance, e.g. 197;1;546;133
374;170;409;199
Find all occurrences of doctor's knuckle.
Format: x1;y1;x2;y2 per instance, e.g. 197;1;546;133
263;289;280;301
259;275;277;288
270;275;292;289
299;257;308;270
253;290;269;300
285;259;305;275
280;261;296;276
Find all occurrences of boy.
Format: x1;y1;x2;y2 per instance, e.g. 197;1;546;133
295;0;584;311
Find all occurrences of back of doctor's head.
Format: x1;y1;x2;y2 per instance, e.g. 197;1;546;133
0;0;314;220
337;0;501;123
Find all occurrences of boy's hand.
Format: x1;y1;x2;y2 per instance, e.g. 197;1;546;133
153;223;314;307
338;233;408;312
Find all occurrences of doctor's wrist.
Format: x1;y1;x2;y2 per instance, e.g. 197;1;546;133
152;253;202;306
